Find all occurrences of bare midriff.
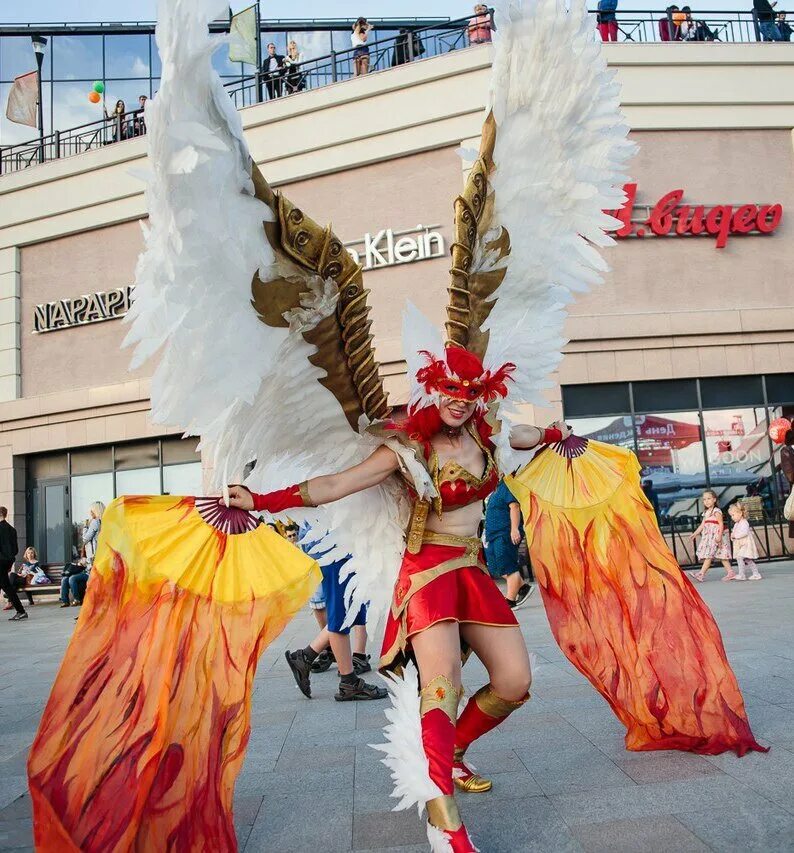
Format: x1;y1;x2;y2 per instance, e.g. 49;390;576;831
424;501;484;539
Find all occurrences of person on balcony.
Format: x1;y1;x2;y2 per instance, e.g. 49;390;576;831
754;0;784;39
659;5;684;40
467;4;493;44
103;99;129;143
776;9;793;38
284;41;306;94
261;42;286;99
680;6;717;40
596;0;619;41
352;18;373;76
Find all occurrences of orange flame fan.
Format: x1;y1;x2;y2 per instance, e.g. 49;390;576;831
506;437;767;756
28;495;320;852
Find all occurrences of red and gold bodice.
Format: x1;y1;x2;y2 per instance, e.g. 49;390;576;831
428;422;499;516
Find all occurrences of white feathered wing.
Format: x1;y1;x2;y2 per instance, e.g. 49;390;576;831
125;0;421;629
404;0;636;472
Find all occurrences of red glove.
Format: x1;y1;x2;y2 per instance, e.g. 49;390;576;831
250;482;313;513
542;427;563;444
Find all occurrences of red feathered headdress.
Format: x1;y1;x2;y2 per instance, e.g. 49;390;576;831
413;346;515;409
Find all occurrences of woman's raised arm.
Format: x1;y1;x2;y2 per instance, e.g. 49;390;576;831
509;420;571;450
226;445;400;511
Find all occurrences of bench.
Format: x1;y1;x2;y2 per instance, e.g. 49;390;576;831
23;567;64;599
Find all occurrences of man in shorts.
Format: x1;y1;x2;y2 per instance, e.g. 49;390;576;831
284;527;386;701
484;478;533;609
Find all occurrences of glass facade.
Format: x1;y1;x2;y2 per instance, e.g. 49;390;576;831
0;20;471;148
26;436;202;565
563;374;794;563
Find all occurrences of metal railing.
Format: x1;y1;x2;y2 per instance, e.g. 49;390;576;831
0;15;477;176
590;8;793;43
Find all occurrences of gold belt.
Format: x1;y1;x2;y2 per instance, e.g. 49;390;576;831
422;531;482;551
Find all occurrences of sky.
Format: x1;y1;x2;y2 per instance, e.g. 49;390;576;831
0;0;757;23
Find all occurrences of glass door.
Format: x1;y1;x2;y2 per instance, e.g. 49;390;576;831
30;478;71;566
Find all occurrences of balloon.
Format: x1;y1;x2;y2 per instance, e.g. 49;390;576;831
769;418;792;445
88;91;101;103
93;81;105;94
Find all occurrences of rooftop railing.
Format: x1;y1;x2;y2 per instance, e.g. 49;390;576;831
0;15;476;176
1;8;790;177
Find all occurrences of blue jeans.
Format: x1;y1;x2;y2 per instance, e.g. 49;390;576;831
60;572;88;604
760;21;782;40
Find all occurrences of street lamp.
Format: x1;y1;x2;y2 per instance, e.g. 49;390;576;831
31;35;47;164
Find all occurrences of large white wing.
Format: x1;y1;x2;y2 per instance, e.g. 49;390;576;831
125;0;409;627
465;0;636;470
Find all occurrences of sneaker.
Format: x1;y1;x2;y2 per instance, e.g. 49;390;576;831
9;612;28;621
59;602;70;608
749;575;762;581
510;583;534;610
334;677;387;701
310;649;334;673
284;649;312;698
352;653;372;675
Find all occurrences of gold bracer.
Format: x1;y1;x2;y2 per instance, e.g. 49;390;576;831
420;675;461;724
474;683;530;719
406;500;430;554
426;795;463;832
298;481;315;508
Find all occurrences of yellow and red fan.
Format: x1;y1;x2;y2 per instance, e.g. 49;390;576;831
507;437;766;756
28;495;320;853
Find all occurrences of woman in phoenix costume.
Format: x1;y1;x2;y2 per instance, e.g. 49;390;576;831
119;0;764;850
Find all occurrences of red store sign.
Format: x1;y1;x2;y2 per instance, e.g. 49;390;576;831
610;183;783;249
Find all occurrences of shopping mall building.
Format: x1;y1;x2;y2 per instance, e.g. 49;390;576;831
0;19;793;567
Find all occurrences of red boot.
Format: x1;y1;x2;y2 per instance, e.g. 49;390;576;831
420;676;476;852
454;683;529;793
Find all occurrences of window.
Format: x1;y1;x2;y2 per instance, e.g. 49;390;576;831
1;36;51;81
702;407;772;513
766;374;794;405
635;411;706;523
52;81;104;134
116;468;161;496
71;472;113;554
52;35;102;81
633;379;698;414
163;463;203;495
567;415;635;450
105;34;150;79
562;383;630;418
700;376;763;409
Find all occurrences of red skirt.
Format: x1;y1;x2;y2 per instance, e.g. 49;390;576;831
379;532;517;672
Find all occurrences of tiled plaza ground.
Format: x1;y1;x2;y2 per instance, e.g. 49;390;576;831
0;562;793;852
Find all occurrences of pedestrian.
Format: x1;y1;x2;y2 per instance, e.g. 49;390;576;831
728;502;761;581
596;0;619;41
82;502;104;568
690;489;735;582
484;478;533;609
777;11;793;39
754;0;783;39
780;427;794;540
642;478;661;523
0;507;26;620
680;6;716;40
468;4;493;44
284;41;305;94
351;17;373;76
261;42;285;98
284;528;386;701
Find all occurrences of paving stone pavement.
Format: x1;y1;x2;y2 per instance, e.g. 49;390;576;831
0;562;793;852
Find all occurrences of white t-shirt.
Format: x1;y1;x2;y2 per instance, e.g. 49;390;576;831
351;31;367;47
267;55;280;72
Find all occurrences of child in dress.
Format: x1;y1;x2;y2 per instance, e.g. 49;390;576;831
690;489;735;582
728;502;761;581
